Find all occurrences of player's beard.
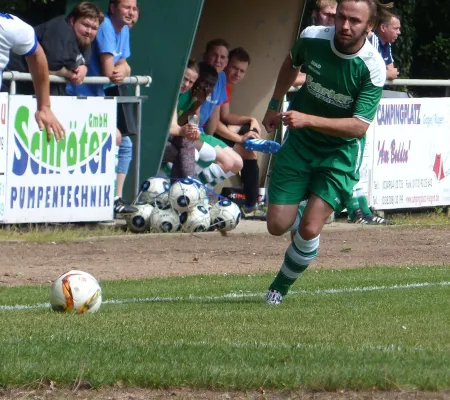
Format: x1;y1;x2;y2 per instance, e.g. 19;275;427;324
335;26;369;54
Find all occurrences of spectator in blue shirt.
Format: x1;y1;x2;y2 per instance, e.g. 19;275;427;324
369;11;401;81
68;0;138;216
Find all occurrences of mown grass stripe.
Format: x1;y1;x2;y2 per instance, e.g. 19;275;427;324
1;280;449;311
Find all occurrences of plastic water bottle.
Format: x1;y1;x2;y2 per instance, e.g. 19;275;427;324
188;114;199;127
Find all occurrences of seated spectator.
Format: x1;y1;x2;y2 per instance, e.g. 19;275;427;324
162;59;203;179
176;61;220;176
3;1;103;95
68;0;138;216
369;10;400;80
179;39;243;187
214;47;267;214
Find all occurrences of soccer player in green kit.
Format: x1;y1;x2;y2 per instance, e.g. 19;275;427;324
262;0;389;304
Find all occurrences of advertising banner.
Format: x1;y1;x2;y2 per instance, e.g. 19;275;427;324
371;98;450;210
0;93;7;221
3;96;117;223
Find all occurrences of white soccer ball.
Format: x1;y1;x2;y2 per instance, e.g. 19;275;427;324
169;178;201;212
180;205;211;233
140;177;171;208
150;205;181;233
210;199;242;232
126;202;154;233
50;270;102;314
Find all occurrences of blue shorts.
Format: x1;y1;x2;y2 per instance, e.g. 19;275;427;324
117;136;133;174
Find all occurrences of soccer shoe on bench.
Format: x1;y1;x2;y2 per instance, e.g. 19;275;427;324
265;289;283;305
243;138;281;154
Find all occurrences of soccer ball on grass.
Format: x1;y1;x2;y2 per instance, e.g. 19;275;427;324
125;202;154;233
50;270;102;314
210;199;241;232
150;205;181;233
169;178;201;212
180;205;211;233
140;177;171;208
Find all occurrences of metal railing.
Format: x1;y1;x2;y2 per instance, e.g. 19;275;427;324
3;71;151;96
3;72;152;199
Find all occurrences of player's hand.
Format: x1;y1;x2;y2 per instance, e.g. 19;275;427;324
279;111;309;129
35;106;65;142
180;124;200;141
249;118;261;134
240;130;260;143
69;65;87;85
262;109;280;133
111;69;126;85
387;67;399;80
192;87;208;104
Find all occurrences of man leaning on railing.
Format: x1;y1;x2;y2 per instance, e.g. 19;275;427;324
0;12;64;141
2;2;104;96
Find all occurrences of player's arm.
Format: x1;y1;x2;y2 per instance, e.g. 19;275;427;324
292;71;306;87
178;104;201;126
386;63;399;80
262;32;305;133
220;102;258;129
272;55;299;104
25;44;65;141
281;62;386;139
204;105;220;135
215;120;244;143
281;112;369;138
115;59;131;77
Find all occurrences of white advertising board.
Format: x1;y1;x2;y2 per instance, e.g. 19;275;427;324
3;96;117;223
0;93;8;221
370;98;450;210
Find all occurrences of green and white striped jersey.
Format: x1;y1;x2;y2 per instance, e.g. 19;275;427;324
289;25;386;146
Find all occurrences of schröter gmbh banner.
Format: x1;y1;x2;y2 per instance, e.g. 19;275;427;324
3;96;117;223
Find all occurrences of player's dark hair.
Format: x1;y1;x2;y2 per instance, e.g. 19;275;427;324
337;0;393;24
205;38;230;54
197;61;219;87
187;57;200;74
229;47;251;64
68;2;104;24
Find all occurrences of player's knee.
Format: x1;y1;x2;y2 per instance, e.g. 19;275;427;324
266;219;288;236
232;156;243;173
299;222;321;241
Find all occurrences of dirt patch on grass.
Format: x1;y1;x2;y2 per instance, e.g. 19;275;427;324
1;387;449;399
0;224;449;286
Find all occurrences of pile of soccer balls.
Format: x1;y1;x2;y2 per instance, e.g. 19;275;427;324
125;177;242;234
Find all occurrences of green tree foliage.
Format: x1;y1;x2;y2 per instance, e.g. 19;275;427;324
412;0;450;79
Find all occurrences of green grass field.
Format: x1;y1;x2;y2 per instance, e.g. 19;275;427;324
0;265;449;391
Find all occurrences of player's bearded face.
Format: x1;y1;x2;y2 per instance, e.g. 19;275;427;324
334;1;372;53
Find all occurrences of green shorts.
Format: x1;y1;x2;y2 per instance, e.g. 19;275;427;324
199;132;228;149
268;131;364;213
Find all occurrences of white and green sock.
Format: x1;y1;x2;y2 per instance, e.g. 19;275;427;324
196;163;234;186
269;233;320;296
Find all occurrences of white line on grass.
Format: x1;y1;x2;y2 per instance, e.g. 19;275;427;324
1;281;449;312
